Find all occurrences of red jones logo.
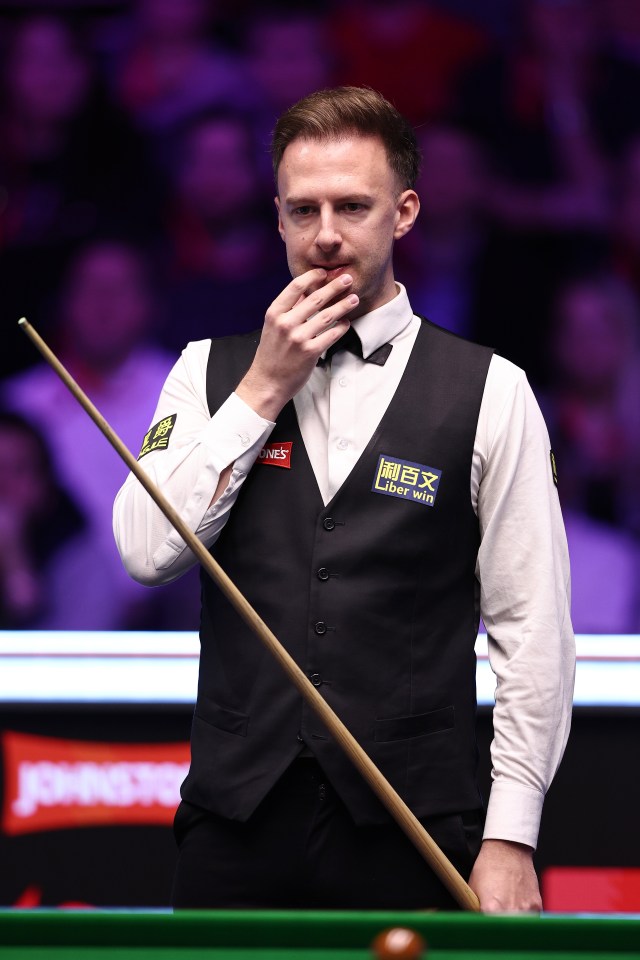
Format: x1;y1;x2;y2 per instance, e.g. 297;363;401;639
2;732;190;835
257;441;292;469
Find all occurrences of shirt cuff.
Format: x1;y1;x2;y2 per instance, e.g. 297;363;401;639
482;781;544;850
198;391;275;467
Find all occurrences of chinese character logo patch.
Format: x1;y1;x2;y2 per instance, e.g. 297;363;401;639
138;414;177;459
372;454;442;507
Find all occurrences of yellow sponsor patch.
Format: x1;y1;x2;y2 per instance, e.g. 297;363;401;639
138;414;177;459
372;454;442;507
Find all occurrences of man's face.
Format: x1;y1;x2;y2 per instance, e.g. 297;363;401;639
180;119;256;222
65;246;152;370
275;135;418;318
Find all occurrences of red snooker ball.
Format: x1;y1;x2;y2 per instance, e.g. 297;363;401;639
370;926;427;959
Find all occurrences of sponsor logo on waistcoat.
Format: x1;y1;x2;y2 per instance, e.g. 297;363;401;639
257;441;292;469
372;454;442;507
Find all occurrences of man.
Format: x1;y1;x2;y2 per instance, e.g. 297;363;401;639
114;87;575;912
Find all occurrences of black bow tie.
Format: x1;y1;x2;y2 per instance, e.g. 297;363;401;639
317;327;393;367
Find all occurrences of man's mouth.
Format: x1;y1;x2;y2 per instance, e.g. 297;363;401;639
315;263;351;280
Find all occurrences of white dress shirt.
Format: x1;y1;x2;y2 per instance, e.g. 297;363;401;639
114;284;575;850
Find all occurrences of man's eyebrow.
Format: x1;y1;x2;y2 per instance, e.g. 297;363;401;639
285;194;374;207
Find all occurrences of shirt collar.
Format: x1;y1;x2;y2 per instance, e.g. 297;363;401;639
350;282;414;360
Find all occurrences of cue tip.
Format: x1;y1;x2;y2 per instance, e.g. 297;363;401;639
18;316;28;327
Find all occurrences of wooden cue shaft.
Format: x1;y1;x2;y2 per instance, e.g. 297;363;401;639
18;316;481;912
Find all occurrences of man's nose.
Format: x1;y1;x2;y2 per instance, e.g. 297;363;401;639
314;211;341;250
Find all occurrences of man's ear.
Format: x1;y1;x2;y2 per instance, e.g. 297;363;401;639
275;196;285;241
394;189;420;240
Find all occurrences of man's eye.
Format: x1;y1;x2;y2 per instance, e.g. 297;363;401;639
293;206;313;216
344;203;363;212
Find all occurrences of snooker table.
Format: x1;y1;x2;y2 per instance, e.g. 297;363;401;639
0;911;639;959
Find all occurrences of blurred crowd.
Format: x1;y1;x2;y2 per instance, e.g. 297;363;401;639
0;0;639;633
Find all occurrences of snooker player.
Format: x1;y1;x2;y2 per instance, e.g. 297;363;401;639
113;86;575;912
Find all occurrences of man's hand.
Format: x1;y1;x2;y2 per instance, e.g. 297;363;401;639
468;839;543;913
235;268;359;421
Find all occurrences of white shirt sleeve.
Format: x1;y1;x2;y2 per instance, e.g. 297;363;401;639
113;340;274;585
473;355;575;849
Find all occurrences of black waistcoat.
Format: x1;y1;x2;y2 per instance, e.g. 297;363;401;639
180;319;493;825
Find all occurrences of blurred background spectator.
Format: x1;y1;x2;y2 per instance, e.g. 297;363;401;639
597;0;640;70
244;9;333;189
563;508;640;634
111;0;255;176
542;275;640;534
0;10;159;379
328;0;489;125
1;0;638;634
542;274;640;634
0;410;117;629
610;135;640;301
395;123;493;340
450;0;640;380
158;109;289;351
2;238;199;629
453;0;640;220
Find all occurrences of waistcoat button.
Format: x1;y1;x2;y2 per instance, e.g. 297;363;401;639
322;518;335;531
309;673;322;687
314;621;327;635
317;567;330;581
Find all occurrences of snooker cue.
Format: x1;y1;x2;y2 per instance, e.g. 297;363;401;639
18;316;481;913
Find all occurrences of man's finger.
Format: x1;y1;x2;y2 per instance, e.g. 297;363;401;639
269;268;329;314
270;270;355;322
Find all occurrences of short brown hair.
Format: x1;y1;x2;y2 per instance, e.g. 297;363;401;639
271;86;421;190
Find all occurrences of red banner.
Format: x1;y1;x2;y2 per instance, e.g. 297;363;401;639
256;441;293;468
543;867;640;913
2;732;190;835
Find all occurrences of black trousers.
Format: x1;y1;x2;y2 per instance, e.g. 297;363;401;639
171;758;483;910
